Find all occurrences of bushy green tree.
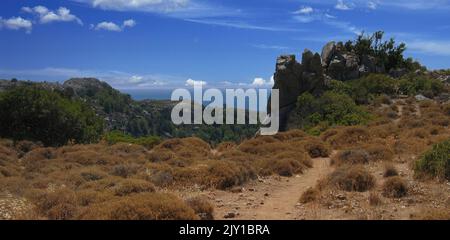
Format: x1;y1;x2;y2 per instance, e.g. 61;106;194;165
290;91;372;132
415;138;450;180
0;86;104;146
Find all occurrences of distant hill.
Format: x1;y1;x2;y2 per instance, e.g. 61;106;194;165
0;78;259;144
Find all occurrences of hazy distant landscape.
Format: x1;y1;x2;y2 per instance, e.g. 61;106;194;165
1;0;450;220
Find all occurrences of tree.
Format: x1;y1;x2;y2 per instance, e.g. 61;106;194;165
0;86;104;146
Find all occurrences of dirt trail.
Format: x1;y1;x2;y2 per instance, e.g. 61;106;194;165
213;157;333;220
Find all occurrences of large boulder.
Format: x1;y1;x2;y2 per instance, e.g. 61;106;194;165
321;41;387;81
321;41;336;67
269;49;325;131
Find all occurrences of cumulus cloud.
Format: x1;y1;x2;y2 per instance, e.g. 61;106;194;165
408;40;450;56
335;0;353;10
122;19;136;28
251;76;274;87
0;16;33;33
22;6;83;25
368;1;378;10
91;19;137;32
87;0;190;12
186;78;207;87
294;6;314;14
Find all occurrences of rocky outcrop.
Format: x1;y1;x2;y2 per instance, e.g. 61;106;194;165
269;49;326;131
319;41;408;81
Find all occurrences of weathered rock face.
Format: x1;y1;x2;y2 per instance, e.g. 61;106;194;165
320;41;392;81
269;49;325;131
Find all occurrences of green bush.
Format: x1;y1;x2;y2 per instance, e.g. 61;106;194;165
0;86;103;146
104;131;161;149
291;91;372;132
398;74;445;98
347;74;397;104
415;139;450;180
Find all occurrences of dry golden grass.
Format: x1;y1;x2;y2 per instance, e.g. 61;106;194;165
410;208;450;220
77;193;198;220
324;127;370;149
368;192;383;206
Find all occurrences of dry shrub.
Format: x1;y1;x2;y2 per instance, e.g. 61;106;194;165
385;110;398;119
79;167;108;182
76;190;111;207
320;129;338;142
155;137;211;158
327;165;376;192
300;140;331;158
269;158;307;177
408;128;430;139
185;196;214;220
369;123;398;138
111;163;140;178
393;139;428;155
382;177;408;198
147;149;175;162
299;187;320;203
215;141;236;152
114;179;155;196
398;118;425;129
443;104;450;116
326;127;370;149
144;165;174;187
205;161;256;189
273;130;308;141
78;193;197;220
431;116;450;127
364;144;394;162
32;188;78;220
429;126;442;135
331;149;370;166
22;147;56;172
368;192;382;206
383;163;399;178
410;208;450;220
14;140;42;155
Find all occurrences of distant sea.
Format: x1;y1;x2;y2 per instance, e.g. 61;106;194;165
119;88;174;100
119;88;269;112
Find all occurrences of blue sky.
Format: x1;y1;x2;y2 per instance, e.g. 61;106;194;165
1;0;450;90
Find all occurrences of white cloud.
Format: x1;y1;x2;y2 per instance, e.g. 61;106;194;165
123;19;136;28
130;75;144;83
185;78;207;87
23;6;83;25
294;6;314;14
75;0;235;18
92;19;137;32
368;1;378;10
94;21;122;31
335;0;353;10
87;0;190;12
252;44;288;50
251;77;274;87
408;40;450;56
185;19;300;32
0;16;33;33
0;67;172;89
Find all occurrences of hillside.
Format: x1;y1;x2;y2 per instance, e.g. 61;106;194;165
1;32;450;220
0;78;259;144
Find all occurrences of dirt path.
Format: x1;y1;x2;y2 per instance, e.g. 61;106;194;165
212;157;332;220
